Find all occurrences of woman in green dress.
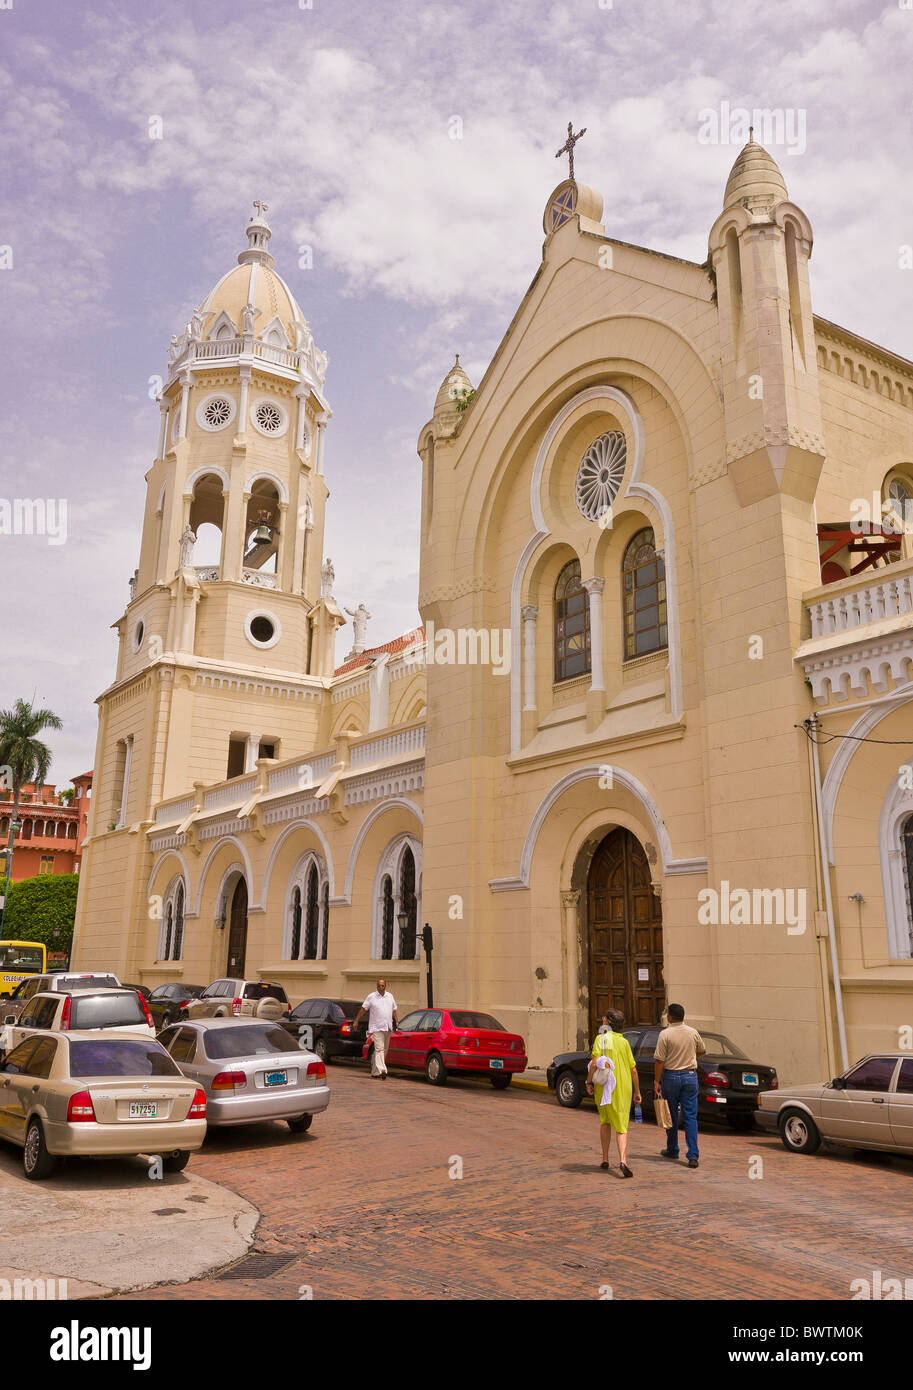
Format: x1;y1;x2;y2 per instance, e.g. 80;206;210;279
586;1009;641;1176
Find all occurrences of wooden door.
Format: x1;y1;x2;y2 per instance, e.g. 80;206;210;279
226;878;248;977
587;827;664;1036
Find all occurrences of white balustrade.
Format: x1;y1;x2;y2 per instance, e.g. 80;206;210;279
808;572;913;638
155;796;195;824
242;568;278;589
195;565;220;582
349;726;426;767
203;777;256;812
267;753;335;794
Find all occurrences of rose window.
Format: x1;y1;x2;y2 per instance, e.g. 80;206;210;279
203;397;232;427
574;431;627;521
255;402;283;433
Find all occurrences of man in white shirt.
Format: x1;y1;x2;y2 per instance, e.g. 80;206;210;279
354;979;399;1078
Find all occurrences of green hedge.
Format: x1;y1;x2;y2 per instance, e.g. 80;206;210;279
0;873;79;951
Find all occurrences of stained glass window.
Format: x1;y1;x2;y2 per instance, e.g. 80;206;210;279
622;528;667;659
554;558;591;682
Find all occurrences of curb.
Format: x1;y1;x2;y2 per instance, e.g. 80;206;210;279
513;1074;551;1094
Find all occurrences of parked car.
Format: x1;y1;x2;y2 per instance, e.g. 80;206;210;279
183;979;289;1021
0;1030;207;1179
757;1052;913;1156
0;972;121;1023
124;983;152;1001
0;987;157;1055
279;998;368;1063
147;983;206;1030
547;1026;777;1128
156;1018;329;1130
361;1008;527;1087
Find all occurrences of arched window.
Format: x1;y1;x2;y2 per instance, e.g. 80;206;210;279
381;877;394;960
158;878;186;962
399;847;418;959
304;862;320;959
290;886;302;959
554;558;590;682
284;852;329;961
622;528;667;659
904;815;913;952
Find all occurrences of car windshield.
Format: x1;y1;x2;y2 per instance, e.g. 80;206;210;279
448;1011;505;1031
71;993;146;1029
203;1025;300;1060
242;984;288;1002
337;1001;361;1019
700;1033;748;1059
0;944;44;972
68;1040;180;1077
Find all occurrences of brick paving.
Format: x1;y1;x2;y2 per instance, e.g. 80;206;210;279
118;1066;913;1301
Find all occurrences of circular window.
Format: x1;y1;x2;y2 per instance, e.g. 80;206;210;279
131;619;145;653
251;398;288;437
244;610;282;649
196;393;237;433
575;431;627;521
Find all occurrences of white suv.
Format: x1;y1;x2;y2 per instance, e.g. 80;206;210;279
0;988;156;1055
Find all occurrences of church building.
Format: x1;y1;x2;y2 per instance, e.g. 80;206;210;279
73;136;913;1082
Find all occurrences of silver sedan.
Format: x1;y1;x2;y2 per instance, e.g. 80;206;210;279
156;1018;330;1130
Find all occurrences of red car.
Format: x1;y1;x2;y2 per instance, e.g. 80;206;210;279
362;1007;527;1088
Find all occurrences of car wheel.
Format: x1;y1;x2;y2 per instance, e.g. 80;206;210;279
162;1150;191;1173
778;1108;822;1154
727;1113;755;1132
287;1113;313;1133
425;1051;447;1086
556;1069;583;1108
490;1074;511;1090
23;1119;57;1180
314;1037;329;1064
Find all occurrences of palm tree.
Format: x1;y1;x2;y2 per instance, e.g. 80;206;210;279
0;698;63;929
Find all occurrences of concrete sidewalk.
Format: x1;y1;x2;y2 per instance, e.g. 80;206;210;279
0;1151;258;1298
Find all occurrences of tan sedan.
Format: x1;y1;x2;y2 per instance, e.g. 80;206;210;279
0;1030;207;1179
757;1052;913;1156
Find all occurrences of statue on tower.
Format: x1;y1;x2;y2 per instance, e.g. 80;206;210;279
179;525;197;569
321;557;335;598
344;603;372;656
241;301;259;336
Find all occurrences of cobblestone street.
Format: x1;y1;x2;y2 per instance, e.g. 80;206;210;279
119;1066;913;1302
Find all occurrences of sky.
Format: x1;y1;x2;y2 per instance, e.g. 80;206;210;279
0;0;911;781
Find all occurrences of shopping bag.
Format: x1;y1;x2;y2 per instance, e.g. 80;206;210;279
655;1096;674;1129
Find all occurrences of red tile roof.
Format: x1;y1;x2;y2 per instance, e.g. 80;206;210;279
334;626;425;677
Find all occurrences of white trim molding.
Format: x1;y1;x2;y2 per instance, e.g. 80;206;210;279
489;763;704;891
342;797;423;905
370;833;423;960
879;776;913;959
820;682;913;865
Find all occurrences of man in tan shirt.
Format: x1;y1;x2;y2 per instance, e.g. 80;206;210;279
654;1003;705;1167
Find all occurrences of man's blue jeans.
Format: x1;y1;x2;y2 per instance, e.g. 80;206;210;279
661;1069;699;1160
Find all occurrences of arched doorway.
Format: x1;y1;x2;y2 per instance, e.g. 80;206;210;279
586;827;663;1035
226;878;248;976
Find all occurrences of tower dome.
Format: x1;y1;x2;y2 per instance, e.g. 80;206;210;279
199;201;308;349
723;133;788;213
432;355;474;436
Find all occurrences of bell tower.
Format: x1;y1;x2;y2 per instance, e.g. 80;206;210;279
97;203;345;822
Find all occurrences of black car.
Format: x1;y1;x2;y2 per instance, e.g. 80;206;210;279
280;998;368;1063
547;1026;778;1129
147;982;206;1029
123;982;152;1002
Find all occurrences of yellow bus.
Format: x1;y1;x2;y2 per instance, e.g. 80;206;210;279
0;940;48;997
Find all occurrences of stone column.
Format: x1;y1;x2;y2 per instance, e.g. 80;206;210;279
157;406;169;459
561;889;581;1052
582;577;605;691
521;605;538;712
244;732;261;775
117;736;134;830
315;415;328;476
177;373;193;439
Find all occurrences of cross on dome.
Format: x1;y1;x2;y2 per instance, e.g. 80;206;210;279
555;122;587;182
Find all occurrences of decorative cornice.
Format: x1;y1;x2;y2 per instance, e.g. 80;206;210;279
419;574;496;606
726;425;825;466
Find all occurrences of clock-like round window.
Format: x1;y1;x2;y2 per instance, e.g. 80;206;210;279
575;431;627;521
196;393;237;432
251;399;288;436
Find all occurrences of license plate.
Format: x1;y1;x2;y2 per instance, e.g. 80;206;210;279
265;1071;288;1087
490;1059;504;1070
742;1072;759;1086
128;1102;157;1118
